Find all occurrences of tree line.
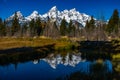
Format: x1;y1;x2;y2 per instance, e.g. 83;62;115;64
0;9;120;40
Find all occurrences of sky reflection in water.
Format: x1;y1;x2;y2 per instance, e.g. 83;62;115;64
0;53;113;80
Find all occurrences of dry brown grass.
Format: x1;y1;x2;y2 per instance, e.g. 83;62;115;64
0;37;78;50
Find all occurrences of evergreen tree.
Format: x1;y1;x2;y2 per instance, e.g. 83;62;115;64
67;20;74;37
107;9;119;34
43;21;49;37
43;18;51;37
35;18;42;36
72;25;76;37
29;19;35;37
60;18;67;36
85;16;95;32
74;22;81;38
85;20;90;32
68;20;73;34
85;16;95;40
85;20;90;40
21;23;28;37
0;18;2;24
0;18;6;36
50;22;60;38
11;12;20;36
43;19;60;38
89;16;95;31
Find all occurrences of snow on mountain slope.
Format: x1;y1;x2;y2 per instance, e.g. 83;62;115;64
59;8;91;26
42;6;61;22
6;6;92;26
42;6;60;19
25;11;41;21
41;6;91;26
6;11;26;24
40;53;85;69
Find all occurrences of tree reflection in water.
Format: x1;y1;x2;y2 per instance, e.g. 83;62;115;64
57;59;113;80
0;48;119;80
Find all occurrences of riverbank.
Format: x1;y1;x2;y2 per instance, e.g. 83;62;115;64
0;37;78;51
1;37;120;53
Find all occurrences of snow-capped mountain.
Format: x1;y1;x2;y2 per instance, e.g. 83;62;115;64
25;11;42;21
59;8;91;26
42;6;60;21
33;53;86;69
7;11;23;20
6;6;92;26
6;11;26;24
41;6;91;26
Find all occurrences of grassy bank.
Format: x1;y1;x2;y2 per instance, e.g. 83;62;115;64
0;37;78;51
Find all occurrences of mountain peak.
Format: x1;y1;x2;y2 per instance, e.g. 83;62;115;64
6;6;92;26
45;6;59;21
6;11;24;21
32;10;39;15
15;11;24;18
25;10;40;21
70;8;76;12
16;11;22;14
50;6;57;11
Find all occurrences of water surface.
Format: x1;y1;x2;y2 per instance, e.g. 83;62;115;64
0;52;114;80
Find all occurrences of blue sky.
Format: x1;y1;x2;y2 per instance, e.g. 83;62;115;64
0;0;120;20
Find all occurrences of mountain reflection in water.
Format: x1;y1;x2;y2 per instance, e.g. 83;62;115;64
0;52;113;80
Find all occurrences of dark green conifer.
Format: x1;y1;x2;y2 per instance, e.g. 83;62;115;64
35;18;42;36
60;18;67;36
0;18;6;36
107;9;119;34
11;12;20;36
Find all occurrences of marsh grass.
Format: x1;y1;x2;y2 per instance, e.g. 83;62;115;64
0;37;78;50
